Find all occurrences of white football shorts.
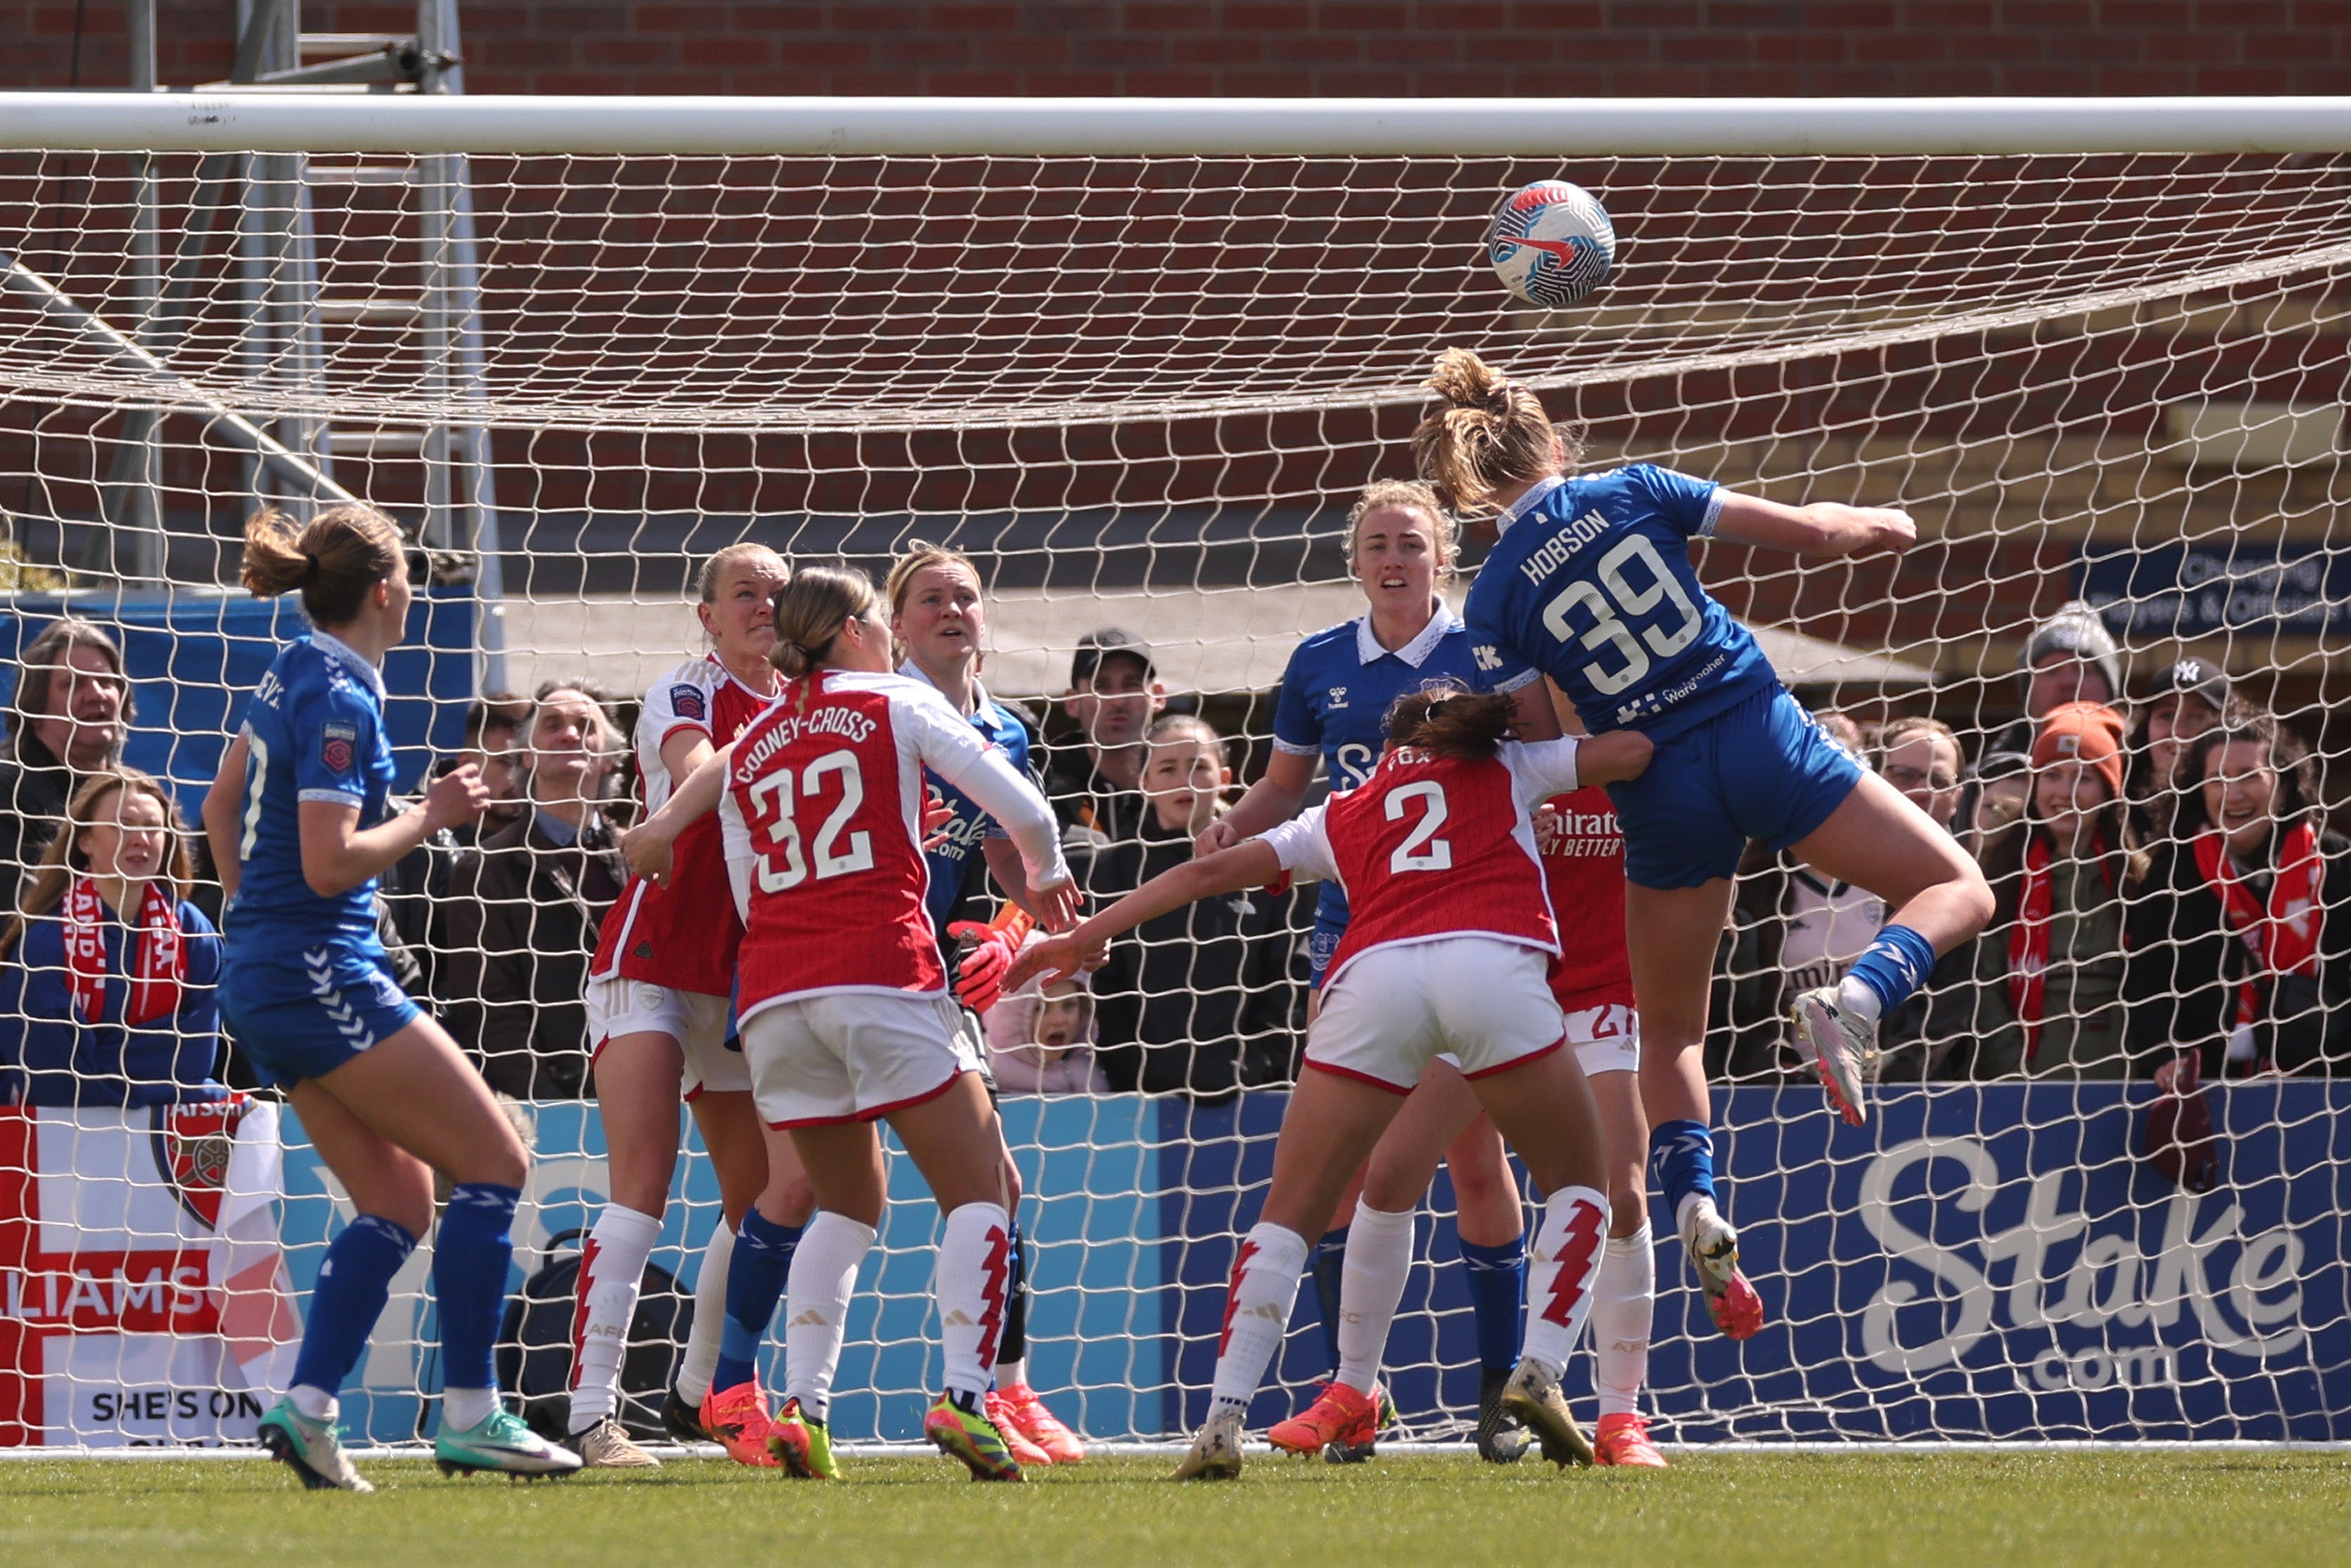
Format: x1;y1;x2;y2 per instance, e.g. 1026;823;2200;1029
1564;1001;1640;1077
1432;998;1638;1081
1309;937;1564;1092
585;976;751;1098
740;990;980;1128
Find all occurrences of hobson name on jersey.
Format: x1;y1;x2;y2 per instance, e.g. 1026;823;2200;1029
1518;509;1613;585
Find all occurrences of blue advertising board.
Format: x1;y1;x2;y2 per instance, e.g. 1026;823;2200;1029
0;588;480;809
277;1084;2351;1445
2074;541;2351;639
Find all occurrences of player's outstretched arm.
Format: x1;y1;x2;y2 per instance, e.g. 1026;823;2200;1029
1005;838;1287;990
1712;492;1915;558
620;741;734;883
1575;730;1653;786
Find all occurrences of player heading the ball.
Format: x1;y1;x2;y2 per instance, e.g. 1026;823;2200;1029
1418;348;1993;1338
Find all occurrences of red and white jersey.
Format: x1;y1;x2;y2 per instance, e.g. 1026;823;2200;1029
1262;737;1584;991
591;655;775;998
722;668;1068;1019
1538;786;1634;1012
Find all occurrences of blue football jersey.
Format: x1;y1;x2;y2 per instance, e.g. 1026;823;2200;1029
1270;607;1535;928
900;666;1038;936
224;632;399;946
1464;464;1777;739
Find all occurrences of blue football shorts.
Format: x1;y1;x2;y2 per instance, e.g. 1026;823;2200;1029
1306;912;1346;992
219;937;422;1087
1607;683;1864;890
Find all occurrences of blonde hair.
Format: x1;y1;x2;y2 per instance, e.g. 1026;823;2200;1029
240;504;405;627
1344;480;1461;581
1410;349;1581;513
885;541;983;617
0;768;192;961
695;541;787;603
769;564;880;684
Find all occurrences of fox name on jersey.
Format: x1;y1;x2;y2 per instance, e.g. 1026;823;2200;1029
723;670;1068;1019
1465;464;1777;738
592;657;770;997
1261;737;1585;991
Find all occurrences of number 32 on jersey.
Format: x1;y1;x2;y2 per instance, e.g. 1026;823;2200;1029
748;748;875;891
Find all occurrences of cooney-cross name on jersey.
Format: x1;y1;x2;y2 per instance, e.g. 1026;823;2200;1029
734;702;881;777
1517;509;1613;585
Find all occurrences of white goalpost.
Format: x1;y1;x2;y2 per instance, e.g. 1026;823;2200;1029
0;92;2345;1451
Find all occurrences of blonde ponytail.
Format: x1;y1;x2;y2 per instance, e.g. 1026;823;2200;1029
1410;348;1579;512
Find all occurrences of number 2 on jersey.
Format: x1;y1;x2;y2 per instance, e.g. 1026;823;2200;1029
1386;780;1454;873
1539;533;1704;696
748;748;875;893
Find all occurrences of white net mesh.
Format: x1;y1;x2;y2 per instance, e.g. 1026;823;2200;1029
0;136;2346;1448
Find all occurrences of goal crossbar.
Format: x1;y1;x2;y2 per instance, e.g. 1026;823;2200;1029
2;92;2350;157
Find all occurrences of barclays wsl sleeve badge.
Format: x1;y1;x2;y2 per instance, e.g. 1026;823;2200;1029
321;722;358;775
670;684;707;723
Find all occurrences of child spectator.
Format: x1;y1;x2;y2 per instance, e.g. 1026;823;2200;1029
0;768;224;1106
2125;709;2351;1077
1086;715;1302;1099
984;939;1109;1095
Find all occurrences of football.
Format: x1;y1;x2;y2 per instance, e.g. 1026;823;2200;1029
1488;179;1617;309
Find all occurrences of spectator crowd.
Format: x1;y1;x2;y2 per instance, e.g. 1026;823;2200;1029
0;593;2341;1108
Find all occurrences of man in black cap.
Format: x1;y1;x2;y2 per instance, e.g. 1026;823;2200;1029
2128;654;2234;841
1046;628;1165;867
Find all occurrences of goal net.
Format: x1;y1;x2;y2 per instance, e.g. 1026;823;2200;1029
0;96;2346;1449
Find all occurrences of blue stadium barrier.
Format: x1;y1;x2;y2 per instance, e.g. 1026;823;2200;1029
277;1084;2351;1445
0;588;480;809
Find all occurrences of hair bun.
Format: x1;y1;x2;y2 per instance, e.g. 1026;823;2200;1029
1426;346;1509;411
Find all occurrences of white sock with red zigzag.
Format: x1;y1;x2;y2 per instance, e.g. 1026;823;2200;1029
936;1202;1012;1402
1519;1186;1610;1378
1208;1222;1311;1419
568;1204;660;1434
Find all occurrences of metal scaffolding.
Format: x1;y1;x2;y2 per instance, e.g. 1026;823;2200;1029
60;0;505;683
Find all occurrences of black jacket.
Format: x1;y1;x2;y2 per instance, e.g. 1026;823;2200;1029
436;810;627;1099
0;730;82;904
2123;825;2351;1077
1082;812;1305;1099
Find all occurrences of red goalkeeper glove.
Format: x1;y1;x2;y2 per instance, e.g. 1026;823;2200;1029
947;916;1027;1013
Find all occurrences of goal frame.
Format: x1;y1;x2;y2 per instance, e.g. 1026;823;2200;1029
0;92;2348;158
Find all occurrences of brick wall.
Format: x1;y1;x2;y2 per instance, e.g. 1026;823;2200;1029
6;2;2349;97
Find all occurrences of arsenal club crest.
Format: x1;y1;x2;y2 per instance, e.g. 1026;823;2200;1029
321;721;357;775
148;1097;252;1230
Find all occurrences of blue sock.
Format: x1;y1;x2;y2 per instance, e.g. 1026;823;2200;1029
433;1182;520;1400
291;1214;417;1398
1310;1227;1349;1372
1649;1120;1719;1222
1846;923;1936;1016
1457;1235;1527;1373
713;1208;800;1392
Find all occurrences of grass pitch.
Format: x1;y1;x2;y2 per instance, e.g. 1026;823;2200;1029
0;1449;2344;1566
